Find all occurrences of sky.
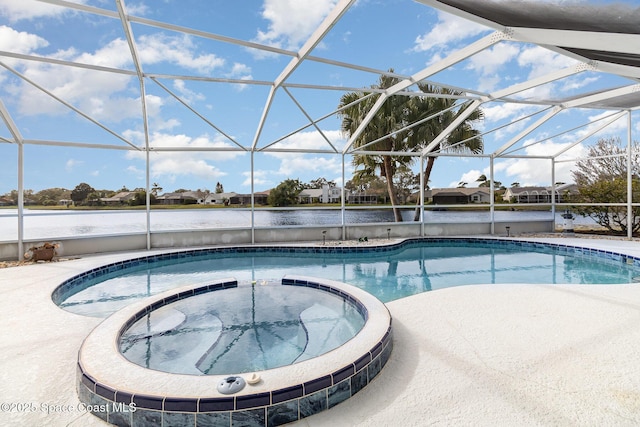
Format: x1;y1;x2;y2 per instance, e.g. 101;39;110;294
0;0;638;195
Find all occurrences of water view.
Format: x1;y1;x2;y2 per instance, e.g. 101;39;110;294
0;208;593;241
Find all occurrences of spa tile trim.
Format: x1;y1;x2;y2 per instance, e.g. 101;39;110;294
78;326;393;413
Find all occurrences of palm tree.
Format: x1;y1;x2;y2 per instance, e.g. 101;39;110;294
339;74;484;222
151;183;163;196
339;74;414;222
407;84;484;221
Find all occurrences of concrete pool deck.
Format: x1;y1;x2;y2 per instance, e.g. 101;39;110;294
1;236;640;426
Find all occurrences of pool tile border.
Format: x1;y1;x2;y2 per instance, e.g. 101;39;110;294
77;276;393;427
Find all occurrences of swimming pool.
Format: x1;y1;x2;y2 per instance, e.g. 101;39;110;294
55;238;640;318
65;237;640;427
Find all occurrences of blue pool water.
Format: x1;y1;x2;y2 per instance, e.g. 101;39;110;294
118;281;366;375
56;238;640;318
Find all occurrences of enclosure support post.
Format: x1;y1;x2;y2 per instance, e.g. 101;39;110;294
551;158;556;231
627;110;633;240
489;155;495;235
145;147;151;251
420;155;425;237
251;151;256;244
341;153;346;241
17;142;24;260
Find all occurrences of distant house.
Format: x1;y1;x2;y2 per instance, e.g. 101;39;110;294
298;185;342;204
204;192;237;205
347;192;378;204
322;185;342;203
184;191;207;204
426;187;491;204
156;191;205;205
0;197;12;206
100;191;137;205
298;188;322;204
503;184;578;203
229;192;269;206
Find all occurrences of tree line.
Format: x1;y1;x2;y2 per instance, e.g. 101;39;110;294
2;136;638;235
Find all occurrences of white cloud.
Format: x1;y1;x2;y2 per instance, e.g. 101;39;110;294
508;46;580;101
121;2;150;16
268;129;346;152
448;168;485;188
466;43;521;92
68;38;131;69
155;117;181;132
467;43;520;77
494;140;586;186
226;63;253;91
275;155;342;177
137;33;225;74
7;38;135;117
414;11;488;53
125;132;245;181
568;110;628;142
254;0;339;51
517;46;577;80
126;165;143;176
0;0;86;22
173;80;205;104
332;175;346;188
228;63;252;80
262;129;346;181
413;11;581;104
482;103;543;140
65;158;83;172
0;25;48;52
5;31;239;122
560;76;599;92
242;170;272;188
498;158;551;186
483;103;534;123
0;26;49;86
482;108;627;187
592;111;628;130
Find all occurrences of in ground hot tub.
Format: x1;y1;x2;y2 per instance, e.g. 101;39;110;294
119;279;367;375
77;275;392;426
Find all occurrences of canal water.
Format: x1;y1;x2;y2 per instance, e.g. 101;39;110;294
0;208;592;240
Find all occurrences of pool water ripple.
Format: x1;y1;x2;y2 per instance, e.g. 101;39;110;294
118;282;365;375
55;238;640;318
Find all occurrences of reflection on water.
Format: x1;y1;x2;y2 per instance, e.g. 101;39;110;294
0;208;594;240
119;284;365;375
59;240;640;318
